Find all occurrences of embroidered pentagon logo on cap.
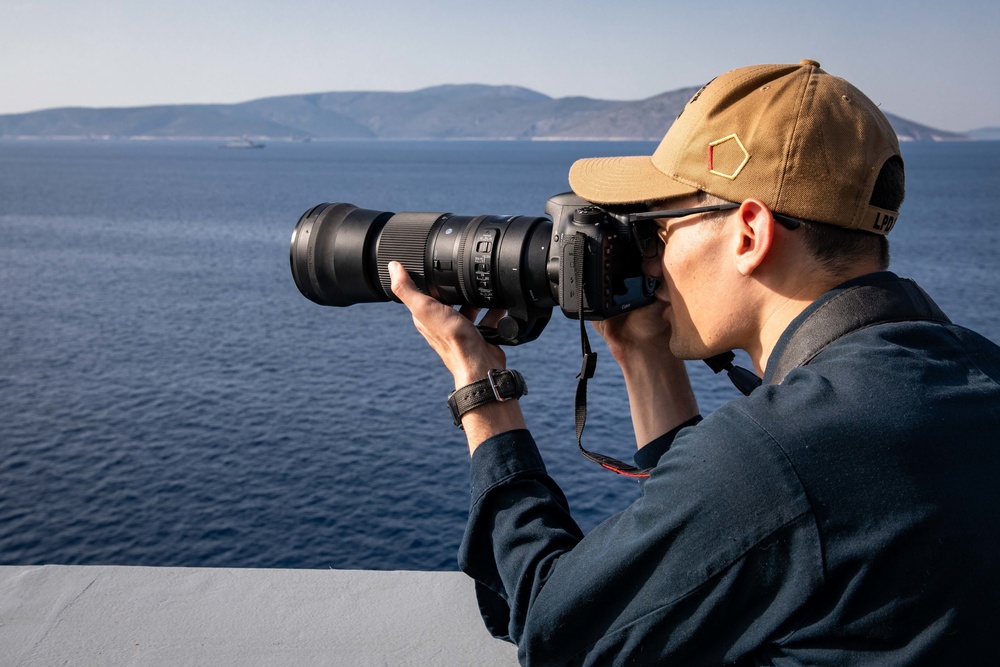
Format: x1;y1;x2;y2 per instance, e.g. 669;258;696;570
708;134;750;181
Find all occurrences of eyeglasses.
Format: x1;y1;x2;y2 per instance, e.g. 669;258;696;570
623;203;804;259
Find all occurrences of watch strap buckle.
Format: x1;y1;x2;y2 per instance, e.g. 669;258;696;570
447;369;527;429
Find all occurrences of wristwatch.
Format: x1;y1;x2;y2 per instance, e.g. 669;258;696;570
447;369;528;429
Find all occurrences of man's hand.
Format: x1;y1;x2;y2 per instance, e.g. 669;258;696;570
592;300;673;366
389;261;526;452
591;302;699;449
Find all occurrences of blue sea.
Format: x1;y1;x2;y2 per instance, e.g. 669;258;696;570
1;139;998;571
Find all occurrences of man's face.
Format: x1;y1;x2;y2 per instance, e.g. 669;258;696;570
640;198;743;360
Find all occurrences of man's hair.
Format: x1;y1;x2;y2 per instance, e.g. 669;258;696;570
798;157;904;273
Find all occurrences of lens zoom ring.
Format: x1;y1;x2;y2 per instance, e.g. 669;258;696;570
375;214;439;299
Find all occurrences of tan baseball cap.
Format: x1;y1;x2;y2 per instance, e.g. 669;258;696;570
569;60;902;235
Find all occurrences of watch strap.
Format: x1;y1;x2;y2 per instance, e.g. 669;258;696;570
447;369;527;429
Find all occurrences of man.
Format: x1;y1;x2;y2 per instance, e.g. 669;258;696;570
388;60;1000;665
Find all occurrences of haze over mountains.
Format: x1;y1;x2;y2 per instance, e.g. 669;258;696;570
0;84;985;142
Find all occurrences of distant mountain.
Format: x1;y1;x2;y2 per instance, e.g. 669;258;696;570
967;127;1000;141
883;113;968;142
0;84;971;142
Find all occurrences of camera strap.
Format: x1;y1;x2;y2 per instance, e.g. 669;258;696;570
572;233;653;478
765;273;950;384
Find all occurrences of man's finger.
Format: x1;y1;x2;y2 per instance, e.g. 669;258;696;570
388;261;420;304
458;305;481;323
478;309;506;329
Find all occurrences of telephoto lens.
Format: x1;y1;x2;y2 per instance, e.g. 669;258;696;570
289;202;556;344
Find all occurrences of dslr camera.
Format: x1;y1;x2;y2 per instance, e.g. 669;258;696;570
289;193;657;344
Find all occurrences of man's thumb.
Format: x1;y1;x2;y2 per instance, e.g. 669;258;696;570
388;261;413;300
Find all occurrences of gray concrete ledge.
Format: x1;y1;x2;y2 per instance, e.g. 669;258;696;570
0;565;518;666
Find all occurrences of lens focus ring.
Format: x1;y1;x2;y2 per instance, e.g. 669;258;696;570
375;213;441;300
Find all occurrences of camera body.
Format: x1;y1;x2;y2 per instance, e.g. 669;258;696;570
289;192;657;345
544;192;657;322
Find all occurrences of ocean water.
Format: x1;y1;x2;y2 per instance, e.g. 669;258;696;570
1;139;998;571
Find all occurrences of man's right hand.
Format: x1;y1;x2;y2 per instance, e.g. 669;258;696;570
591;303;699;449
592;300;674;367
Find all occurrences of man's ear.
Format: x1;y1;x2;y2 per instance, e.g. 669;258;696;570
733;198;777;276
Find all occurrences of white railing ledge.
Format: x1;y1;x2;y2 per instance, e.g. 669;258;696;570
0;564;518;666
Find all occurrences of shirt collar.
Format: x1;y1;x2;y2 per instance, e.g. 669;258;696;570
762;271;899;384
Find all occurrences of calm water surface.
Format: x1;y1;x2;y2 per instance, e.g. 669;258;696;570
1;140;998;570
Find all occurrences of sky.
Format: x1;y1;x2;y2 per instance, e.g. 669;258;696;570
2;0;998;132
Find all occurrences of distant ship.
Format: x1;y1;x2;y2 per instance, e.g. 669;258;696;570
219;137;265;149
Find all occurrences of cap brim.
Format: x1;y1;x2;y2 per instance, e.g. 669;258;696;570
568;156;699;205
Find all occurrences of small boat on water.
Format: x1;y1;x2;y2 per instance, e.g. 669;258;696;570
219;137;265;149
